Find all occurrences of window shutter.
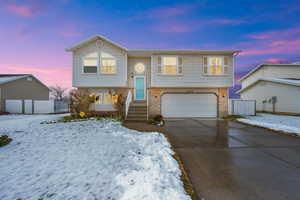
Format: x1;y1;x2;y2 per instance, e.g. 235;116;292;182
157;56;162;73
223;57;229;74
178;57;183;74
203;56;208;74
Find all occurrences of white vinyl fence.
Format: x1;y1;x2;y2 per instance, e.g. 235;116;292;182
5;100;23;114
24;100;33;114
229;99;256;116
34;100;54;114
5;99;69;114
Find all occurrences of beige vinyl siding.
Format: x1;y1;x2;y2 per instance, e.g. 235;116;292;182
72;40;127;87
151;55;234;87
241;81;300;114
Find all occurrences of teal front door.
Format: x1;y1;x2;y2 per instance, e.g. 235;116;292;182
135;76;145;100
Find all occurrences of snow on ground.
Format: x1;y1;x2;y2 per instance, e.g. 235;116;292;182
0;114;190;200
237;113;300;135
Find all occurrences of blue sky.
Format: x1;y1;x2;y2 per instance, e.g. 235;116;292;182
1;0;300;96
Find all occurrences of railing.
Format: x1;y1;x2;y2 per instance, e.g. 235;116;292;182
125;90;132;119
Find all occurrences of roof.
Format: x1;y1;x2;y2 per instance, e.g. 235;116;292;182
237;78;300;94
0;74;50;90
65;35;128;51
0;74;29;84
127;49;240;57
66;34;240;55
239;63;300;82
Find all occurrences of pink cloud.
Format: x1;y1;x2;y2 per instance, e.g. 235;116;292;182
7;66;61;74
5;3;35;17
147;4;194;19
248;27;300;40
211;19;245;25
152;22;194;33
241;38;300;56
59;30;82;38
2;65;72;88
262;58;286;64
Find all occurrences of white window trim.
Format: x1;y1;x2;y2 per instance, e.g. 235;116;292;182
93;92;114;105
160;56;181;76
82;57;99;74
100;54;117;75
81;51;117;75
203;56;230;76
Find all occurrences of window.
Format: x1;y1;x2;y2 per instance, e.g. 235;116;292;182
100;52;117;74
83;59;98;73
162;57;177;75
82;51;117;74
93;93;102;104
91;92;118;104
134;63;145;74
203;56;229;75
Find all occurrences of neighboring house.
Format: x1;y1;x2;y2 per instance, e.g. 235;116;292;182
0;74;50;112
66;35;239;119
237;62;300;114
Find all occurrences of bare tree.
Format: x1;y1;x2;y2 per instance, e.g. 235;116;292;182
50;85;67;101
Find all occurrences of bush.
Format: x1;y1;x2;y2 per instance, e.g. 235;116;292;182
69;89;94;115
153;115;163;122
0;135;12;147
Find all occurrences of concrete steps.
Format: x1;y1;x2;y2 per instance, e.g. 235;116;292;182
126;101;147;121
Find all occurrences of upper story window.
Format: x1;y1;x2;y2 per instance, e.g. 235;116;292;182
158;56;183;75
82;52;98;74
203;56;229;75
82;51;117;74
134;63;145;74
100;52;116;74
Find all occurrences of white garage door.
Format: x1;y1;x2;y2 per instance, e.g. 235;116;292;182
161;93;217;118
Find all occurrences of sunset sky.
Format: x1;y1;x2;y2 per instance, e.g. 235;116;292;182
1;0;300;96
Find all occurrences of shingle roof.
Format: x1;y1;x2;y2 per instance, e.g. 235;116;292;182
65;34;241;55
0;74;50;90
239;63;300;82
0;74;30;84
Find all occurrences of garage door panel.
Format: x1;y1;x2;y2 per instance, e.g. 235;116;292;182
161;93;217;118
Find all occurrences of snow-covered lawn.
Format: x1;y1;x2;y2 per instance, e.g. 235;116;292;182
237;113;300;135
0;114;190;200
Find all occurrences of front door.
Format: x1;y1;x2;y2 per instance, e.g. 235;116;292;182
134;76;145;100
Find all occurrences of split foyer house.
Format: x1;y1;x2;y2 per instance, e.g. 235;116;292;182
66;35;239;120
237;62;300;114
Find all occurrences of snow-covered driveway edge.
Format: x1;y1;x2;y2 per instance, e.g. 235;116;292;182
236;114;300;137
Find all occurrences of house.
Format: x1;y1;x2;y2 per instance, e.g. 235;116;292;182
66;35;239;120
237;62;300;114
0;74;50;112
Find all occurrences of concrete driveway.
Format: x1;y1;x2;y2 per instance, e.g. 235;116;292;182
164;119;300;200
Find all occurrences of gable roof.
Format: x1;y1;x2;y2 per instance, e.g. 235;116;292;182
65;35;128;52
0;74;50;91
65;34;241;55
237;78;300;94
239;63;300;82
127;49;240;57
